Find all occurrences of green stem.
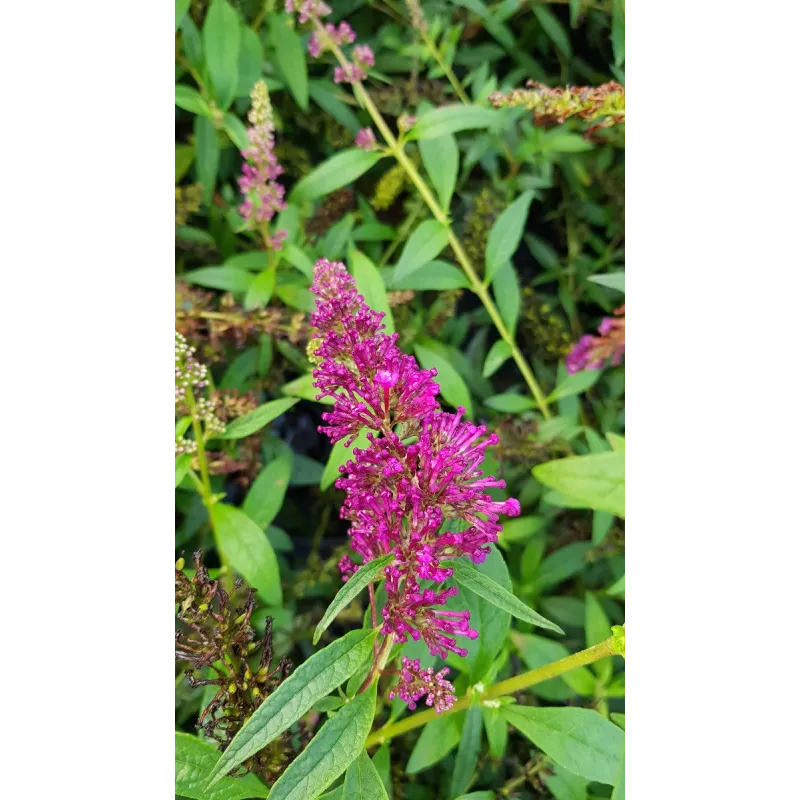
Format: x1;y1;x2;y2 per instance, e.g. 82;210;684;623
315;22;552;418
185;388;230;577
420;30;470;105
365;636;617;746
359;634;394;694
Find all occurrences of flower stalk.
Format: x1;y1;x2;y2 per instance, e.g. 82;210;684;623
365;634;620;746
301;11;552;419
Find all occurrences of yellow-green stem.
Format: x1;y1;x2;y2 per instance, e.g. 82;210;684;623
315;21;552;418
185;388;230;577
420;30;470;105
365;635;617;746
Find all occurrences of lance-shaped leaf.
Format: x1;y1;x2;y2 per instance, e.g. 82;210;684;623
314;554;394;644
267;684;378;800
500;705;624;785
343;749;389;800
207;629;378;785
448;559;564;634
175;732;269;800
212;397;299;440
533;450;624;518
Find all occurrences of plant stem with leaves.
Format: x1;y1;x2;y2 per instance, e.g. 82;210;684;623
314;20;553;419
365;634;621;746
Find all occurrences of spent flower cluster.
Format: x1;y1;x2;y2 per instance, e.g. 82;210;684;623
490;81;625;134
566;305;626;374
175;553;299;780
238;80;288;249
286;1;375;84
310;260;520;710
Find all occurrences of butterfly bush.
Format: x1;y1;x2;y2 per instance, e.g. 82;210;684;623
566;305;626;374
238;81;287;250
310;260;520;711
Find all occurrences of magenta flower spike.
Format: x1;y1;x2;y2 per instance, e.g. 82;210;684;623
310;259;520;710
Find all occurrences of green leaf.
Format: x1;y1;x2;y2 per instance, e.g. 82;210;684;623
344;749;390;800
292;149;382;202
224;252;267;271
175;732;269;800
181;14;203;67
592;510;614;545
481;707;508;760
446;545;510;680
210;503;281;605
314;554;394;644
532;5;572;56
414;339;473;418
492;261;521;335
282;372;332;404
611;742;625;799
546;370;601;403
411;104;500;140
194;115;220;205
309;80;362;133
269;14;308;110
321;429;371;490
482;340;512;378
267;684;378;800
175;454;193;488
585;592;613;683
277;282;315;313
176;144;194;182
176;85;210;116
606;432;625;450
420;133;459;209
531;542;591;594
611;0;625;67
588;271;624;293
449;706;482;799
237;26;263;97
284;243;316;279
208;629;379;784
544;763;589;800
243;452;293;529
350;250;395;335
455;794;495;800
448;559;563;634
484;393;535;413
184;266;253;293
353;222;396;243
223;112;249;151
607;574;625;597
244;264;277;310
176;0;191;33
214;397;299;440
407;712;461;774
568;0;583;27
533;450;624;517
220;347;257;389
498;515;545;546
500;705;623;784
394;220;450;282
203;0;240;109
372;745;393;799
485;191;534;282
390;260;470;290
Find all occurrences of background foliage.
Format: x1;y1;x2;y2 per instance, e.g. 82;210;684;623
176;1;624;797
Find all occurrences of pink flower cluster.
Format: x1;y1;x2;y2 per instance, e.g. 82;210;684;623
285;1;375;85
237;81;287;248
310;260;520;687
355;127;377;151
566;304;625;374
387;657;456;713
